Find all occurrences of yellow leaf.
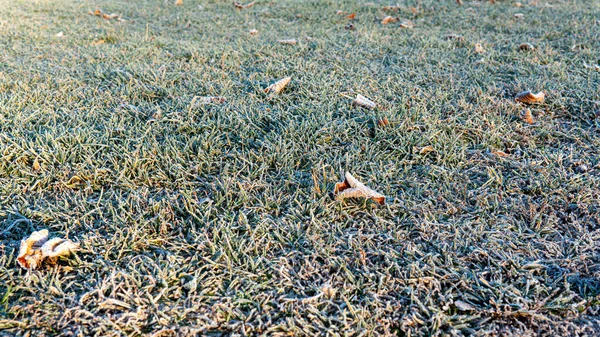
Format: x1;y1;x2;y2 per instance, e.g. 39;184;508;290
264;77;291;94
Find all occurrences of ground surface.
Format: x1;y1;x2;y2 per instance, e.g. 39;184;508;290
1;0;599;336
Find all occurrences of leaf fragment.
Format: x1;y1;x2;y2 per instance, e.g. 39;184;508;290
352;94;376;110
381;16;398;25
515;90;545;104
520;108;534;124
346;13;356;20
277;39;297;45
491;150;510;158
32;158;41;171
399;20;414;29
334;172;386;205
175;0;183;5
416;145;435;155
474;43;485;53
377;118;389;127
234;1;255;9
519;43;535;51
264;77;291;94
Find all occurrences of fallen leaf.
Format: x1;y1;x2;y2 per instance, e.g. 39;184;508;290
381;16;398;25
102;13;120;20
515;2;523;7
249;29;259;35
175;0;183;5
519;43;535;51
32;158;41;171
474;43;485;53
334;172;386;205
416;145;435;155
520;108;534;124
514;13;524;19
377;118;389;127
264;77;291;94
399;20;414;28
41;238;79;258
91;39;106;45
346;13;356;20
277;39;297;45
382;5;400;12
491;150;510;157
321;284;337;299
17;229;48;270
515;90;545;104
410;7;418;14
352;94;376;109
91;9;102;16
234;1;255;9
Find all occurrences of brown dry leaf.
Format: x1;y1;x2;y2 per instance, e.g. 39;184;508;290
399;20;414;29
514;13;524;19
264;77;291;94
334;172;386;205
234;1;255;9
520;108;534;124
17;229;48;269
417;145;435;155
91;9;102;16
410;7;418;14
346;13;356;20
382;5;400;12
249;29;259;36
277;39;297;45
91;39;106;45
491;150;510;157
175;0;183;5
102;13;120;20
377;118;389;127
515;90;545;104
32;158;41;171
352;94;376;110
474;43;485;53
41;238;80;258
17;230;78;270
519;43;535;51
515;2;523;7
321;284;337;299
381;16;398;25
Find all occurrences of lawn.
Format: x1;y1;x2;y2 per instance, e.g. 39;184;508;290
1;0;599;335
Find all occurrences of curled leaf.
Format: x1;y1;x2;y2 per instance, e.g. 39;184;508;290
334;172;386;205
277;39;297;45
41;238;79;258
234;1;255;9
520;108;534;124
346;13;356;20
17;230;78;270
17;230;49;269
399;20;414;29
352;94;376;110
515;90;545;104
264;77;291;94
381;16;398;24
416;145;435;155
519;43;535;51
474;43;485;53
